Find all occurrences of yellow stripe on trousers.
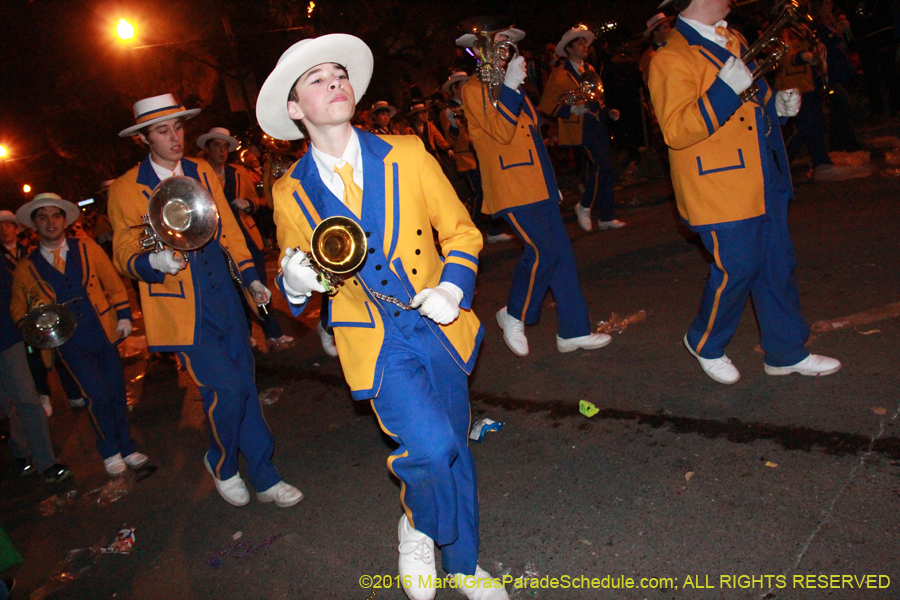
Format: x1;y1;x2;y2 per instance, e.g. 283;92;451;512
696;231;728;355
370;399;413;528
507;212;540;321
180;352;227;479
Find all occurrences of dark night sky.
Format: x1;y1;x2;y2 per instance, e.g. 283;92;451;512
0;0;760;206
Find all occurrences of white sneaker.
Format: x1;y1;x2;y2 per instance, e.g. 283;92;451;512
256;481;304;507
317;321;338;357
267;334;295;347
557;332;612;353
573;204;593;231
40;395;52;418
204;453;250;506
398;515;436;600
683;334;740;384
812;163;874;182
597;219;626;230
123;452;149;469
450;565;510;600
764;354;841;377
69;397;86;408
486;232;514;244
496;307;528;356
104;453;127;477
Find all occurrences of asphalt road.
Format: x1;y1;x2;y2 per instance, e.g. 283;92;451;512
1;134;899;600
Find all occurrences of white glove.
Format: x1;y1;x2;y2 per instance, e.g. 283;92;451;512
608;109;621;121
116;319;132;339
231;197;251;212
717;55;753;95
775;89;801;118
409;282;462;325
148;249;186;275
570;104;590;116
248;280;272;306
445;109;458;128
503;55;527;90
281;247;327;299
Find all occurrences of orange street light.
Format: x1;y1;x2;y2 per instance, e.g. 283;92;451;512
22;184;31;193
117;19;135;40
0;146;7;158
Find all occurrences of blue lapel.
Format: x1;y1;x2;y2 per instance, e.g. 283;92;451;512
135;156;161;199
676;16;741;66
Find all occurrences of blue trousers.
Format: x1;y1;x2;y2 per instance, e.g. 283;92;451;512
370;320;478;576
179;284;280;492
579;117;616;222
785;91;830;168
502;202;592;339
58;328;136;460
686;211;810;367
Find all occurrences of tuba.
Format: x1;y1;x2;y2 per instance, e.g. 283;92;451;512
132;176;219;261
739;0;810;102
459;16;519;111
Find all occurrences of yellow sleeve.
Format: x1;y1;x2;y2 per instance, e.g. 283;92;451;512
461;79;519;145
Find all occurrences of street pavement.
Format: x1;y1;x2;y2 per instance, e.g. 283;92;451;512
1;135;899;600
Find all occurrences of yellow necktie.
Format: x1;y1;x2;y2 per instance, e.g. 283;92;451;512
50;248;65;273
715;26;742;57
334;163;363;218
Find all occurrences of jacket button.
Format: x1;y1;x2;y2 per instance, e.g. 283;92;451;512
381;280;387;285
394;311;400;317
368;248;375;254
375;264;382;270
365;231;371;237
740;117;745;121
748;126;753;131
415;249;421;255
412;269;417;275
417;229;422;235
353;280;358;286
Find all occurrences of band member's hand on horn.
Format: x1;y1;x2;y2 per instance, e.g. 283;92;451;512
503;55;527;90
409;283;463;325
117;318;133;339
775;89;801;117
149;248;187;275
248;280;272;306
281;247;327;300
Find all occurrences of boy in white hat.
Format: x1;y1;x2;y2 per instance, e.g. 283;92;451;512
540;25;624;232
197;126;294;347
9;193;141;478
257;34;505;600
108;94;303;507
640;13;674;85
648;0;839;383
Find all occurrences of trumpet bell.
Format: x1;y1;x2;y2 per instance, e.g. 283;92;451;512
21;304;77;349
311;216;368;275
147;176;219;251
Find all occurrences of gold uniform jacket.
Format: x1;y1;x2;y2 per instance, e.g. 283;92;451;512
10;237;130;345
273;131;483;400
439;104;478;173
648;18;793;231
108;156;259;350
223;163;265;251
461;76;560;216
539;61;602;146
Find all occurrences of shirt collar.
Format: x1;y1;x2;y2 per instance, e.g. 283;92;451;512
310;128;363;184
149;156;184;180
680;17;730;49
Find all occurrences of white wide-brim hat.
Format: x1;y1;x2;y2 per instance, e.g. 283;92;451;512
16;193;80;229
442;71;471;93
644;13;674;38
658;0;676;8
119;93;201;137
0;210;22;232
455;27;525;48
370;101;397;118
408;103;428;116
256;34;374;141
197;127;239;151
555;26;595;57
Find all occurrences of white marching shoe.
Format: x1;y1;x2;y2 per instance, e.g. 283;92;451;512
450;565;510;600
398;515;437;600
764;354;841;377
683;335;741;384
496;307;528;356
256;481;304;507
204;453;250;507
557;332;612;353
573;204;593;231
123;452;149;469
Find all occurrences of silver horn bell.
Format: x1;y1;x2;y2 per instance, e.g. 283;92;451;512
21;303;77;349
134;176;219;256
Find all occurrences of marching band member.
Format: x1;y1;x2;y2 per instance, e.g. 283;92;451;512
459;27;612;358
408;102;454;160
108;94;302;507
540;26;625;232
9;193;139;478
257;33;507;600
368;100;403;135
648;0;840;383
197;126;294;346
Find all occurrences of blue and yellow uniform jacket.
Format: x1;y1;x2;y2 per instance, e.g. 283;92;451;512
222;162;265;252
539;61;608;147
108;156;260;350
461;75;560;216
440;102;478;173
10;237;131;345
647;18;793;231
272;131;483;400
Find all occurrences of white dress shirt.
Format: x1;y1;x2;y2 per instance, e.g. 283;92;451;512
308;128;364;206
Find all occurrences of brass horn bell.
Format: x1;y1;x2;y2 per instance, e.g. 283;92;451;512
21;303;77;349
134;176;219;257
307;216;368;293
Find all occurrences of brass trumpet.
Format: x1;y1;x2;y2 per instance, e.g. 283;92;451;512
459;16;519;111
739;0;809;102
559;71;606;108
132;176;219;261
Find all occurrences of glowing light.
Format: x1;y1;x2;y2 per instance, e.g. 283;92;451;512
307;1;315;17
117;19;135;40
0;146;7;158
23;184;31;193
